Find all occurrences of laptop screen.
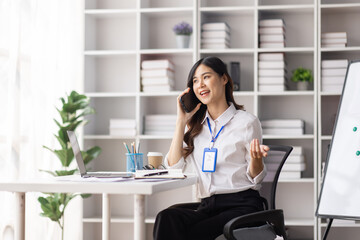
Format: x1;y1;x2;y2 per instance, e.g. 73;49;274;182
67;130;87;176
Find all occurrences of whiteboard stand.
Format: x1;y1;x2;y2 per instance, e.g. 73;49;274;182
322;218;333;240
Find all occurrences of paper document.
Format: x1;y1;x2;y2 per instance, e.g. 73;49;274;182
135;169;186;179
55;175;135;182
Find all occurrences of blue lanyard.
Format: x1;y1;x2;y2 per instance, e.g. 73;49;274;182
206;118;224;148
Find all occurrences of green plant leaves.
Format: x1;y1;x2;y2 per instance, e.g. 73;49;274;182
291;67;313;82
39;90;101;234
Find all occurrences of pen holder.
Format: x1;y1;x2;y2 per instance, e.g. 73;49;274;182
126;153;143;172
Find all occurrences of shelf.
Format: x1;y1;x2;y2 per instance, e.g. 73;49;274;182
257;91;315;96
86;92;137;98
83;216;156;224
278;178;315;183
84;50;137;56
139;135;173;140
200;6;255;13
263;134;314;140
285;218;315;226
321;47;360;52
321;135;332;140
199;48;255;54
258;47;315;53
140;48;194;54
258;4;315;12
84;135;136;140
84;9;137;18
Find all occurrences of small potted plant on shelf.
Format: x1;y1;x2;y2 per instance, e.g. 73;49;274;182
173;21;192;49
291;67;313;91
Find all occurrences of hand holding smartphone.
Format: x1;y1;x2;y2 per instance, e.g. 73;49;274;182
179;88;201;113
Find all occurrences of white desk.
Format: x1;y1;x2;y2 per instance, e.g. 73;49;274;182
0;176;197;240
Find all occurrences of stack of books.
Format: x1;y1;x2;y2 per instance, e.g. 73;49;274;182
321;32;347;48
144;114;177;135
321;59;348;93
141;59;175;92
261;119;304;136
109;119;136;136
264;146;306;181
259;19;285;48
258;53;287;92
201;22;230;49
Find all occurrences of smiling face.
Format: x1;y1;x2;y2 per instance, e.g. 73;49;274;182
192;64;228;106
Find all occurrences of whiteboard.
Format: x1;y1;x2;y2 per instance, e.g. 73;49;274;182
316;60;360;219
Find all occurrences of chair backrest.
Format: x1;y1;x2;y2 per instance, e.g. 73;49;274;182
260;145;293;210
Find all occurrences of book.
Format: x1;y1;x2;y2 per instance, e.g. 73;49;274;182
259;27;285;35
291;146;303;155
259;19;285;28
145;114;177;121
109;128;136;136
260;42;285;48
109;119;136;128
321;76;345;85
259;34;285;42
141;59;174;70
142;77;174;86
258;61;285;69
267;162;306;172
262;127;304;135
258;69;286;77
202;22;230;32
258;77;286;85
321;32;347;39
142;85;173;92
258;84;286;92
141;69;174;78
201;38;230;44
230;62;240;91
202;43;230;49
266;155;305;164
322;43;346;48
321;59;348;69
135;169;186;179
321;38;347;44
261;119;304;128
321;84;343;93
321;68;347;77
259;53;284;61
201;30;230;39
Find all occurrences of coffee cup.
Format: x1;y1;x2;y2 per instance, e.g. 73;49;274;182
147;152;163;169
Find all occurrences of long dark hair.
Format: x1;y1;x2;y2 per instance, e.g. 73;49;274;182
183;56;244;159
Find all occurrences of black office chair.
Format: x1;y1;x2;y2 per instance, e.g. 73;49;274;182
169;145;293;240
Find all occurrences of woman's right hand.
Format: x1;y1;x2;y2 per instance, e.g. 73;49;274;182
176;88;201;125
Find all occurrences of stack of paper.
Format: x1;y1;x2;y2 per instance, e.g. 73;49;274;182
141;59;175;92
264;146;306;181
201;22;230;49
144;114;176;135
261;119;304;135
258;53;287;92
321;59;348;93
109;119;136;136
259;19;285;48
321;32;347;48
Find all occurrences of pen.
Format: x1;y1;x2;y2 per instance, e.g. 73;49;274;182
143;171;168;177
123;142;131;153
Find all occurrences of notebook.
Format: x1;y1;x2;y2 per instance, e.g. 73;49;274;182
67;130;133;178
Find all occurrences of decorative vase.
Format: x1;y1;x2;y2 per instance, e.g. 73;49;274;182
297;81;309;91
176;35;190;48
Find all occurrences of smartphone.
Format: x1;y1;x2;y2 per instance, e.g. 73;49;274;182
180;89;201;113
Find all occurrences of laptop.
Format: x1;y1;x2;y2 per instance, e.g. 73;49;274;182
67;130;134;178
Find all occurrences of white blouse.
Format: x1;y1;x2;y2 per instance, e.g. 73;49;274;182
164;103;266;199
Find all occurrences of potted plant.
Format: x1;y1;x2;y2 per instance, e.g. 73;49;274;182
172;21;193;48
39;91;101;240
291;67;313;91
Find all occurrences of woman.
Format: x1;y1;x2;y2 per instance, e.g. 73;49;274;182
153;56;269;240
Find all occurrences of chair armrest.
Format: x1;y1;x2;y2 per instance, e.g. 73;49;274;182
223;209;287;240
168;202;200;210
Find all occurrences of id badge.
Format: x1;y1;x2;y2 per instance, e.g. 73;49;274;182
202;148;217;172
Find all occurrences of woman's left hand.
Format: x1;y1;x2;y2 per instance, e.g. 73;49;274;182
250;139;269;162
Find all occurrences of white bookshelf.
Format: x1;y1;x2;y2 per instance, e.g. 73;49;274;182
82;0;360;239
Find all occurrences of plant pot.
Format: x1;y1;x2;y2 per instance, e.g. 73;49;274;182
297;81;309;91
176;35;190;48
